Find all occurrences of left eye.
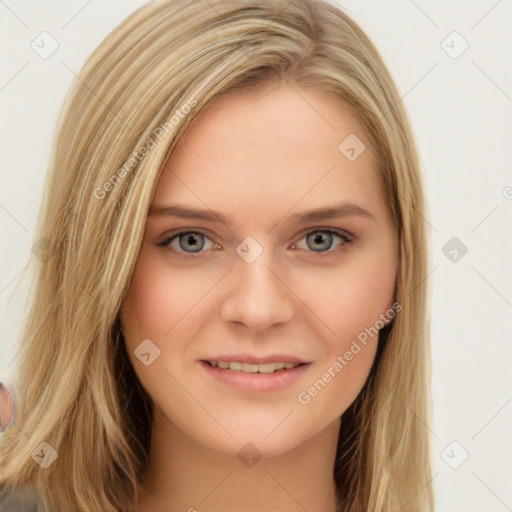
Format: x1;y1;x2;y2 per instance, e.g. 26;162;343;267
292;229;352;253
157;229;352;258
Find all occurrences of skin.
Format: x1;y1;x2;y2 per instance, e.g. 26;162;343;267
120;81;398;511
0;384;14;432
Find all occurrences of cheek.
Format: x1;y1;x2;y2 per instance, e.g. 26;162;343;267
292;249;396;411
121;267;170;343
298;251;396;342
343;260;396;326
121;249;212;342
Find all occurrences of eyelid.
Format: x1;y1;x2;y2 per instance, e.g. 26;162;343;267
156;229;218;254
290;228;352;251
294;226;353;242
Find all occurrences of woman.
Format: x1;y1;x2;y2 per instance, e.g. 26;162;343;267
0;0;434;510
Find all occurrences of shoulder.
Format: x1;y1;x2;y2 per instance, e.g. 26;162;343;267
0;484;41;512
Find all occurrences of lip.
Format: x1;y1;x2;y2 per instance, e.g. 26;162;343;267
202;353;308;364
200;360;311;392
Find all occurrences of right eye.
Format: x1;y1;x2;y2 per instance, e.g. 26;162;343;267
157;231;221;259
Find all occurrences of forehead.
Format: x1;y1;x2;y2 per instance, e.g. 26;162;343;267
151;84;388;228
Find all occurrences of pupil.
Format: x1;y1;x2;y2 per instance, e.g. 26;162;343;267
180;233;204;253
308;232;332;251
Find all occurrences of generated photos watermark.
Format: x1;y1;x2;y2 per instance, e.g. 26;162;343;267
297;301;402;405
93;97;198;200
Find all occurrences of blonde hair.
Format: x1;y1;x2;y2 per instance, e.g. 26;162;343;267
0;1;434;510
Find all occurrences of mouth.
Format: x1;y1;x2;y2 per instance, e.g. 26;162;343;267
203;360;307;374
199;358;311;392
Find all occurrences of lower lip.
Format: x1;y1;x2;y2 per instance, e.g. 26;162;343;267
200;361;311;392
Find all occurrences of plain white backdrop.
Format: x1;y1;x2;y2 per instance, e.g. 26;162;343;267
0;1;511;510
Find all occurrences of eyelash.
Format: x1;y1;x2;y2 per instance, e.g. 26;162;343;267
156;228;354;260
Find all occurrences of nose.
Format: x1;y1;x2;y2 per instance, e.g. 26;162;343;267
220;246;294;333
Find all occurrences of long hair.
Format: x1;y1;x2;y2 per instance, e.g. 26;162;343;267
0;1;434;510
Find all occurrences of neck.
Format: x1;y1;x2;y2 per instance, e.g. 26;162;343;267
131;410;341;512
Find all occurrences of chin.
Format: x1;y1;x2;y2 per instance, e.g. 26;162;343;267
220;433;304;461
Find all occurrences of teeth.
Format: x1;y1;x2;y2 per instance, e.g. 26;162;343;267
209;361;300;373
257;362;277;374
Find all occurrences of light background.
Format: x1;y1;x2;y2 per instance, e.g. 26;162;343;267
0;1;511;510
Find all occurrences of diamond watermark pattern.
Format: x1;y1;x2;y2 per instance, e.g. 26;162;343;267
441;441;469;469
442;236;468;263
31;31;59;59
31;442;58;469
441;31;469;59
134;338;161;366
32;237;56;262
236;236;263;264
237;442;262;468
338;134;366;162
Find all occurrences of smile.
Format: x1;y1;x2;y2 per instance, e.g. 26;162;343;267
200;360;311;392
207;360;303;374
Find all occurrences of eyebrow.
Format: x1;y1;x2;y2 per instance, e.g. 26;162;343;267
148;202;375;225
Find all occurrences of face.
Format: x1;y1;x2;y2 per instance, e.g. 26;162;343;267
120;83;398;459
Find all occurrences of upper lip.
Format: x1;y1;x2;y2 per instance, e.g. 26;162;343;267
201;354;309;364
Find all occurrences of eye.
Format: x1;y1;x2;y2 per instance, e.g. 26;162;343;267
291;229;353;255
157;231;219;259
157;228;353;260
